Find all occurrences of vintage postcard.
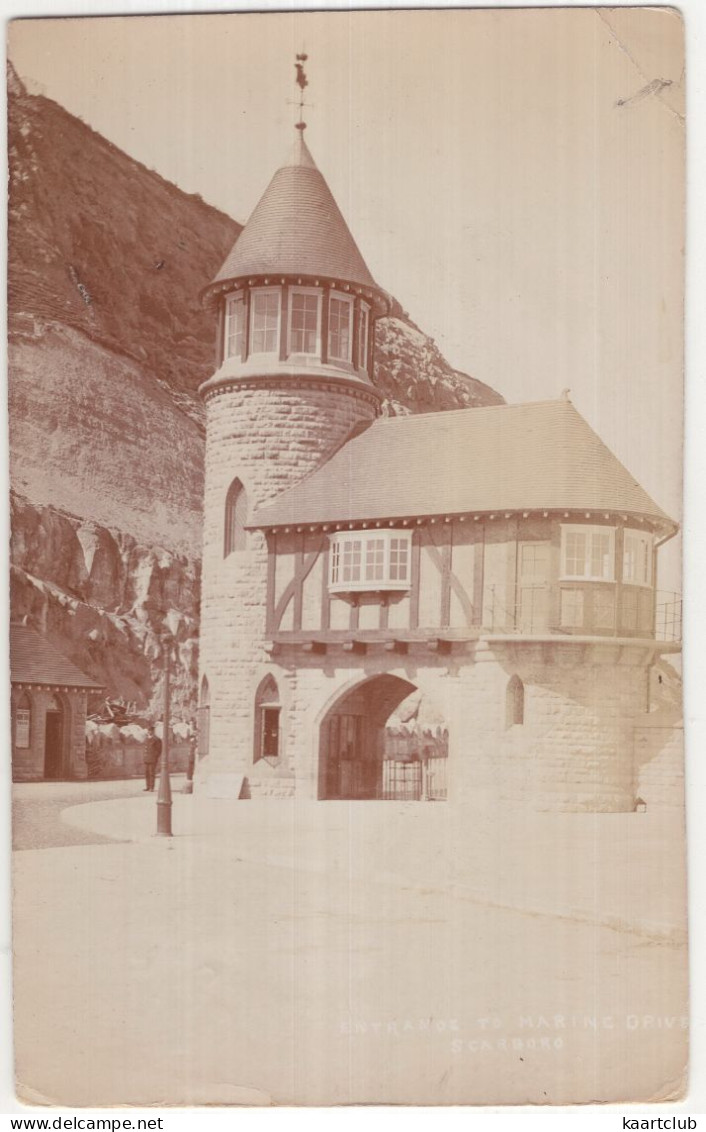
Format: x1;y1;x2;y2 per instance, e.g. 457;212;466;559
7;7;686;1108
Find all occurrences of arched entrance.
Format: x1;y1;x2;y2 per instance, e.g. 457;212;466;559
318;675;449;801
44;693;66;780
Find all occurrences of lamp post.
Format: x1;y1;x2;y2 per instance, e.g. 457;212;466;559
156;631;173;837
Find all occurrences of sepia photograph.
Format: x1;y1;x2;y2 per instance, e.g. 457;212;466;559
5;5;690;1111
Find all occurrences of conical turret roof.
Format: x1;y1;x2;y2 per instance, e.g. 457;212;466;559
207;134;378;293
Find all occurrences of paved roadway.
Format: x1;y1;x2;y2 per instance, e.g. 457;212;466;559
11;777;183;850
8;785;689;1107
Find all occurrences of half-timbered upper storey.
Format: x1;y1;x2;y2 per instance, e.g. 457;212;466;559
239;399;678;651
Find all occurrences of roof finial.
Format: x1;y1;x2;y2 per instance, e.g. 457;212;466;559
294;52;309;133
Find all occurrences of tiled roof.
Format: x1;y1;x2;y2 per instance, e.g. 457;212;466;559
209;135;378;292
251;400;676;531
10;624;103;689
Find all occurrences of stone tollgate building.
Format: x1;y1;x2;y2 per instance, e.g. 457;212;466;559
196;123;680;813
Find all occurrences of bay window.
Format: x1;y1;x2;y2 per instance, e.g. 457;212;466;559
250;288;280;354
329;530;412;592
560;525;615;581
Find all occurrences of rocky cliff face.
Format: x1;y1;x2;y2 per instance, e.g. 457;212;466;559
375;315;504;414
8;63;503;723
10;496;199;714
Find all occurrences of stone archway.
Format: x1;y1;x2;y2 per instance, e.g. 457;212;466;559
318;674;448;801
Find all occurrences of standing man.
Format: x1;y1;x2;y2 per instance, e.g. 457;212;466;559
143;724;162;791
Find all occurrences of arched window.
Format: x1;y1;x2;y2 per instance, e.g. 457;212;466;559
506;676;524;728
254;675;281;764
224;479;248;557
198;676;210;760
15;691;31;749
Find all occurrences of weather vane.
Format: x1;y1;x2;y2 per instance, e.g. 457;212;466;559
291;52;311;132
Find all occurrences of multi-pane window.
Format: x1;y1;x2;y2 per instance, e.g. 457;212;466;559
389;537;409;581
225;293;245;359
328;294;353;362
623;531;653;587
358;304;369;370
560;525;615;581
343;539;362;582
329;531;413;591
289;289;320;354
365;538;386;582
250;289;280;354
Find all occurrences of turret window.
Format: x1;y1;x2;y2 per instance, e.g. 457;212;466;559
358;303;370;370
560;525;615;581
225;293;245;359
329;530;412;592
250;288;280;354
289;288;321;354
328;294;353;362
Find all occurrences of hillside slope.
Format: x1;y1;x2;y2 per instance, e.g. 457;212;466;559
8;62;240;399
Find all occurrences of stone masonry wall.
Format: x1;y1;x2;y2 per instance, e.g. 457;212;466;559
198;379;378;794
634;712;685;811
237;642;655;811
497;653;648;812
11;686;88;782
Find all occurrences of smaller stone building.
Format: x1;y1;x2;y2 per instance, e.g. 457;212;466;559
10;623;102;782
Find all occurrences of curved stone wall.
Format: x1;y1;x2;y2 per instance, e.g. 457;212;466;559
198;378;378;790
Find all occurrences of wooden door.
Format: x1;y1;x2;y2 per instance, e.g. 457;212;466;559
326;713;369;798
44;709;64;779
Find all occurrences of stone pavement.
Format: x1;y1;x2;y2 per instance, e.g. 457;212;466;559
12;825;688;1107
60;790;687;943
10;787;689;1107
12;777;157;849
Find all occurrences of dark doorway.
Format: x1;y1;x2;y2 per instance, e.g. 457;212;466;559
324;712;370;799
319;675;448;801
44;698;64;780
